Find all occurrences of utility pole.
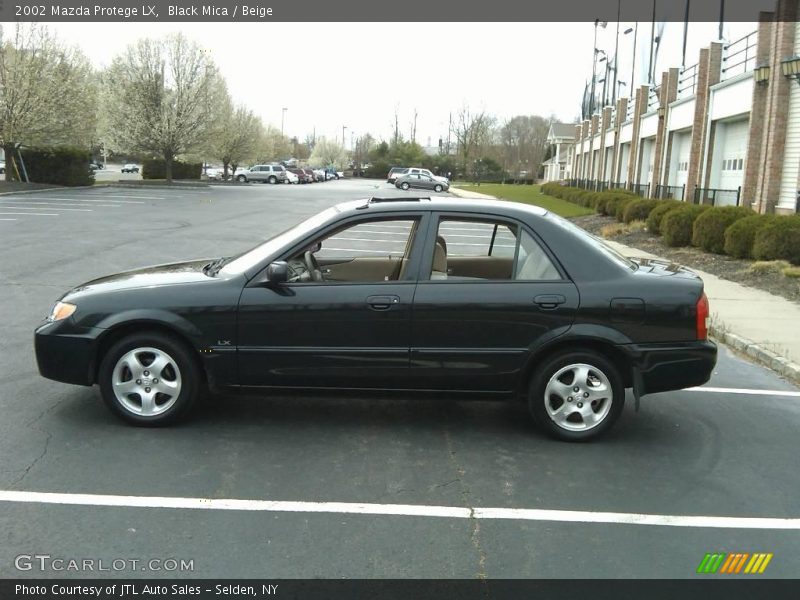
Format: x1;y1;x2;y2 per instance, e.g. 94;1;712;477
281;107;287;135
342;125;347;149
612;0;621;105
648;0;657;85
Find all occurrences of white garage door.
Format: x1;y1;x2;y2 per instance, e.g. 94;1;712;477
717;119;749;195
672;131;692;188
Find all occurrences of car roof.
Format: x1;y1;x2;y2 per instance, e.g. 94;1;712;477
332;197;548;218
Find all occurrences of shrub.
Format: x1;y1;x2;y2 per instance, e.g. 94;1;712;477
748;260;791;275
723;214;777;259
142;159;202;180
753;216;800;265
622;199;660;224
20;146;94;187
691;206;755;254
784;266;800;278
646;201;682;235
615;196;639;222
661;205;711;247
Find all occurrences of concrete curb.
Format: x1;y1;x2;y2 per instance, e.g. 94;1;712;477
449;186;497;200
0;185;101;196
0;182;212;195
710;325;800;385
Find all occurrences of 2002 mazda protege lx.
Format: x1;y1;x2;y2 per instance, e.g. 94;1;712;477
35;197;716;441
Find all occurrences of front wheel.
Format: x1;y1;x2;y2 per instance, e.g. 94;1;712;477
98;332;203;426
434;184;443;193
269;176;277;184
400;182;410;190
236;174;247;183
528;350;625;442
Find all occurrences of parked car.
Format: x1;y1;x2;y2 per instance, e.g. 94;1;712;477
121;164;139;174
204;168;224;181
302;168;316;183
387;167;407;184
89;161;104;171
406;167;449;184
285;170;299;184
290;168;312;184
35;196;716;441
236;164;286;184
395;173;449;193
0;161;5;175
312;169;325;182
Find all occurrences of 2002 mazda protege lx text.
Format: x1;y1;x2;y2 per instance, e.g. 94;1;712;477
35;197;717;441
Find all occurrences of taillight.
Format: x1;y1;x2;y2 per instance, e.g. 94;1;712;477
696;292;709;340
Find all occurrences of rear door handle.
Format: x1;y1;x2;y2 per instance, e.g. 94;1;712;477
534;294;566;309
367;295;400;311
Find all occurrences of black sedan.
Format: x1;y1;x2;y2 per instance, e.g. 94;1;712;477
35;197;716;441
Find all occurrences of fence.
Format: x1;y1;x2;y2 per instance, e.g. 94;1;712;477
647;86;661;112
678;63;699;99
693;186;741;206
654;184;686;200
629;183;650;197
722;30;758;80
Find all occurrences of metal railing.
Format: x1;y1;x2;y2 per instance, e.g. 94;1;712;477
647;86;661;112
722;30;758;80
626;99;635;121
678;63;698;98
655;184;686;200
693;186;742;206
608;181;628;190
629;183;650;197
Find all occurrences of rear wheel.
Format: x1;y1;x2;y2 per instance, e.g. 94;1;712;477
98;332;203;426
236;174;247;183
269;175;277;184
528;350;624;442
401;182;410;190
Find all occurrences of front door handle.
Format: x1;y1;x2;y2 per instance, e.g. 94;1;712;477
367;295;401;311
534;294;566;309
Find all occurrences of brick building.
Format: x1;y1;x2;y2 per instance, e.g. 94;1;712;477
568;1;799;215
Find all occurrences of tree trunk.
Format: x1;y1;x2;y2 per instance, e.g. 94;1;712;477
3;143;16;182
164;152;173;182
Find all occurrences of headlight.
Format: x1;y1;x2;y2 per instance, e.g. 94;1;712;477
48;301;77;322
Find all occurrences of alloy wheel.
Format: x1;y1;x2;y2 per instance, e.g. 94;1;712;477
111;347;182;417
543;363;613;432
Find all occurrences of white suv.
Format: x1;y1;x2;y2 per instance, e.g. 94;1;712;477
236;164;286;184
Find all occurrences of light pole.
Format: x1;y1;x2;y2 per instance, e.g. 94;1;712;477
624;24;638;94
342;125;347;149
281;108;287;136
590;20;608;117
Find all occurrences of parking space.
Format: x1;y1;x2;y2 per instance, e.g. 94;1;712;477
1;179;799;578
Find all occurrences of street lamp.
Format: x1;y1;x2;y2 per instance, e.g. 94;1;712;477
281;108;288;135
624;24;638;95
342;125;347;149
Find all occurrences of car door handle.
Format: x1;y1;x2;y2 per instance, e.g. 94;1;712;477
367;295;400;311
534;294;566;309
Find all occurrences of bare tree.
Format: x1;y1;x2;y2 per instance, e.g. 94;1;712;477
213;102;262;177
254;125;291;163
103;33;222;181
308;137;346;169
451;105;494;174
498;115;550;179
0;24;96;180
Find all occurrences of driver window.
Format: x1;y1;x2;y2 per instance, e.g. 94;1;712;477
285;218;420;283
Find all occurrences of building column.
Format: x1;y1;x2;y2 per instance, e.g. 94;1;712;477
598;106;613;185
626;85;648;188
755;0;798;214
611;97;628;184
653;68;680;197
742;11;775;208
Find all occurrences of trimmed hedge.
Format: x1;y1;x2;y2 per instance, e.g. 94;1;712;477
646;201;681;235
20;146;94;187
691;206;755;254
753;216;800;265
142;159;202;180
614;196;639;222
622;199;660;224
723;214;777;259
661;205;711;247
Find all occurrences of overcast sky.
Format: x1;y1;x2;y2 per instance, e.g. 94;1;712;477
48;21;757;149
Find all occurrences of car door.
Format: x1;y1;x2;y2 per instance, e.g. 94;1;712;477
237;212;430;389
409;213;579;392
418;174;435;190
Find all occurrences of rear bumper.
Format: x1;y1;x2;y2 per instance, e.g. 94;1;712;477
34;322;103;386
619;340;717;396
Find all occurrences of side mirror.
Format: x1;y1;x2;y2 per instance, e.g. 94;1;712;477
265;261;289;285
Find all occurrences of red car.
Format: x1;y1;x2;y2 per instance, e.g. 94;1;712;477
302;168;316;183
290;168;312;184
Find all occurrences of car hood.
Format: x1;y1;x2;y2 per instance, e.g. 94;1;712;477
63;259;216;300
630;257;701;280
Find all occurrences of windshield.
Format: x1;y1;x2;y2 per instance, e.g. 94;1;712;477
220;205;345;275
545;211;637;271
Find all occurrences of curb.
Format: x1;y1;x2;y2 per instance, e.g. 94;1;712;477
0;185;100;196
449;186;497;200
710;325;800;385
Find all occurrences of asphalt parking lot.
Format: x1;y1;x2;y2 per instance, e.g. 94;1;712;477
0;178;799;579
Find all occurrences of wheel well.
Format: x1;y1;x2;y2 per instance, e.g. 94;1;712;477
517;339;633;399
91;322;207;385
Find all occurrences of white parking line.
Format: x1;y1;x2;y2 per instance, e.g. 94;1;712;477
686;386;800;397
86;194;166;200
0;201;120;208
0;212;57;216
0;205;92;212
0;218;17;221
11;197;146;204
0;490;798;529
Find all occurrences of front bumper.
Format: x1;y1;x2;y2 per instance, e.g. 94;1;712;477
620;340;717;396
34;322;104;386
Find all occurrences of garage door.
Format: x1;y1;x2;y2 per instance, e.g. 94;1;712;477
672;131;691;188
717;119;749;196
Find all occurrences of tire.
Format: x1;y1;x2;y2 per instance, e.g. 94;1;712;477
98;332;203;426
269;176;277;184
528;350;625;442
401;182;410;190
434;184;443;193
236;174;247;183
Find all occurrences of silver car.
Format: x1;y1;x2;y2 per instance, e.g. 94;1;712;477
236;164;286;184
395;173;449;193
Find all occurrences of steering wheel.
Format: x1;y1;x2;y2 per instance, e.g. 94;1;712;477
304;251;323;282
